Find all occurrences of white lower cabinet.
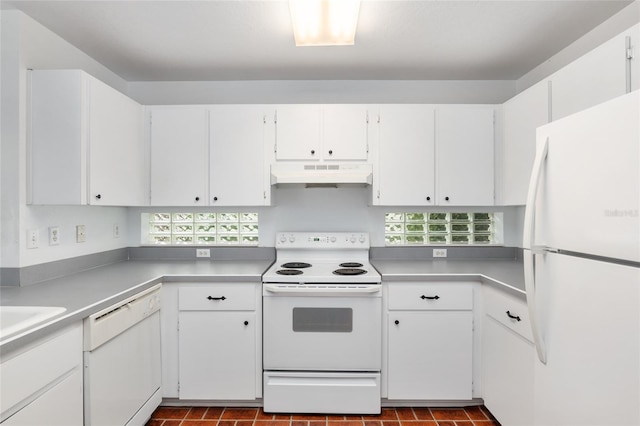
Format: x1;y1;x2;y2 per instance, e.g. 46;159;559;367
385;282;474;400
179;311;257;399
0;323;83;425
161;282;262;401
481;285;534;426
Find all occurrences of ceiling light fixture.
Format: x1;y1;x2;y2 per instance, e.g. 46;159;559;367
289;0;361;47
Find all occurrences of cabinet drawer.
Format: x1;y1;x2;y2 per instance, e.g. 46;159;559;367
483;286;533;342
0;323;82;420
179;284;256;311
387;282;473;311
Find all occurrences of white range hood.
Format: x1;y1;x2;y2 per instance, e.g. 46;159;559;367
270;163;373;186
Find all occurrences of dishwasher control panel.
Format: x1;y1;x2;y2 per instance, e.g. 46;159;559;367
83;284;162;351
143;292;161;318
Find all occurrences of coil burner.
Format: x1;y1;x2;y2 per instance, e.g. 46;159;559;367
276;269;304;276
332;268;367;276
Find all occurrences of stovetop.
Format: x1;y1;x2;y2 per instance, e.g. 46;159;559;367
262;232;381;284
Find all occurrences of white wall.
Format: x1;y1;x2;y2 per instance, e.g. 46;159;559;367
128;80;516;105
0;11;131;269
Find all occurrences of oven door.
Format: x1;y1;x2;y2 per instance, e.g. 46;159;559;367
263;284;382;371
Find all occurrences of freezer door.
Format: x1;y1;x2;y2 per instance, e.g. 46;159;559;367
533;91;639;262
532;252;640;426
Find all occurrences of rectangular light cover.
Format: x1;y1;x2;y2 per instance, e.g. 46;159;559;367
289;0;361;46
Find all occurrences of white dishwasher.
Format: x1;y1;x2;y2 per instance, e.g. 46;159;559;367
83;284;162;426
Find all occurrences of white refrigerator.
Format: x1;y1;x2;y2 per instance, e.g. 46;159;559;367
523;91;640;425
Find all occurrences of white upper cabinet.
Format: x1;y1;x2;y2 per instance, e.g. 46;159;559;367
501;80;550;205
550;23;638;121
30;70;145;206
322;105;369;160
275;105;369;161
499;24;637;206
436;107;495;206
209;106;272;206
373;105;495;206
148;107;208;206
374;105;436;206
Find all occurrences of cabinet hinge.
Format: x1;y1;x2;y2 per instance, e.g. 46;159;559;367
263;191;266;199
377;190;380;199
274;110;278;124
263;114;266;124
377;115;381;124
366;111;369;124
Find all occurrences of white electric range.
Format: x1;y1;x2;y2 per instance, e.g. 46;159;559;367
262;232;382;415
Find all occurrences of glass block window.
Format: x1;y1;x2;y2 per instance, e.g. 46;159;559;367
145;212;259;245
385;212;501;246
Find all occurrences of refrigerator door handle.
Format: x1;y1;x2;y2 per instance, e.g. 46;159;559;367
523;136;549;364
523;137;549;250
524;249;547;364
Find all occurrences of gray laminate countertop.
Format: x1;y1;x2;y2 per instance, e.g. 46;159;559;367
1;256;525;354
0;259;273;354
372;259;525;294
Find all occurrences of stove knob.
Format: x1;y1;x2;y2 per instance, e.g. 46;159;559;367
330;236;337;243
359;235;366;243
289;235;296;243
280;235;287;243
350;235;356;243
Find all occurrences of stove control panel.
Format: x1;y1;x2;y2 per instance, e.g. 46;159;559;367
276;232;369;249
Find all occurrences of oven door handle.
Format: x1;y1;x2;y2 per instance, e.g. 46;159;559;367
263;284;381;296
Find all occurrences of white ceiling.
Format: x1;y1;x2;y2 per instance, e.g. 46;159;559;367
2;0;635;81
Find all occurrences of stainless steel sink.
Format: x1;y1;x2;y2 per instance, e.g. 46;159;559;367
0;306;66;339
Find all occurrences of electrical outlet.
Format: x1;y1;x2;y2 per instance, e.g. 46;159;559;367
76;225;86;243
113;224;120;238
26;229;39;249
48;226;60;245
433;248;447;258
196;248;211;258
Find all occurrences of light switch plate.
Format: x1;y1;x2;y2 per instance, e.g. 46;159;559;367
76;225;86;243
27;229;39;249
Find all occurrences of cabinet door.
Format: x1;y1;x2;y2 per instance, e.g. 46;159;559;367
502;81;549;205
1;369;83;426
179;311;256;400
88;76;145;206
483;317;535;426
275;105;321;160
436;108;494;206
209;106;269;206
375;105;435;205
550;28;631;121
149;108;208;206
387;311;472;400
322;105;369;161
